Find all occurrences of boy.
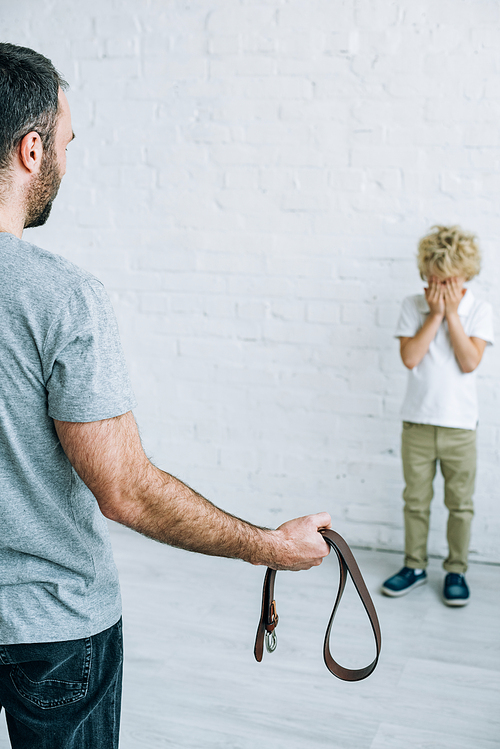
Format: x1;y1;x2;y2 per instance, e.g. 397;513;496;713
382;225;493;606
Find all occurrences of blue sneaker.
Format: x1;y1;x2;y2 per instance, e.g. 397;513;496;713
381;567;427;597
443;573;470;607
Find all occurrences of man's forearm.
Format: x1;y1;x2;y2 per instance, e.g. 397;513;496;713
111;462;275;565
104;464;331;571
54;413;331;571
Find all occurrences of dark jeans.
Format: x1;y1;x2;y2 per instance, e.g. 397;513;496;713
0;618;122;749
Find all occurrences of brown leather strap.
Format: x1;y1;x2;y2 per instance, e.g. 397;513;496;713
254;528;382;681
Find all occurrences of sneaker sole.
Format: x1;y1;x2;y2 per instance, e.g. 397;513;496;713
443;596;469;607
381;576;427;597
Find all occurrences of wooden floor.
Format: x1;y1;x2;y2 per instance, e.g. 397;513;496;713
1;523;499;748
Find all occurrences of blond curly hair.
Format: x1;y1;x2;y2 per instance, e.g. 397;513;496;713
417;225;481;281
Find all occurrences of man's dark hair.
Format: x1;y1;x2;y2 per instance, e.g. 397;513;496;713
0;43;67;172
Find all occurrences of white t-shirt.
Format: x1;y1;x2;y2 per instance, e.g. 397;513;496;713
395;290;494;430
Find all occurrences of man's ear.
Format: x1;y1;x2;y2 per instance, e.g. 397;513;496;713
18;131;43;174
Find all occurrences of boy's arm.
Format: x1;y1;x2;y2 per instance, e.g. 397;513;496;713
446;325;487;372
400;313;443;369
399;278;444;369
444;278;487;373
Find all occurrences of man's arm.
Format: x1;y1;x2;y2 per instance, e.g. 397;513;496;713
54;412;331;571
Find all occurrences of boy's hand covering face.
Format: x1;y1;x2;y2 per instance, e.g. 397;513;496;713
425;276;445;317
442;276;466;315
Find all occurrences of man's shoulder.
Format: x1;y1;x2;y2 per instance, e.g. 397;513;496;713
0;232;101;298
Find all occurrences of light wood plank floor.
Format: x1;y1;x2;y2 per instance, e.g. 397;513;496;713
0;523;499;748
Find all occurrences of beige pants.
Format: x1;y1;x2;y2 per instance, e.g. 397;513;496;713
401;422;476;574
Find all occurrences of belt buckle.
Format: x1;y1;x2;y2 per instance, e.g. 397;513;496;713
265;599;278;653
265;629;277;653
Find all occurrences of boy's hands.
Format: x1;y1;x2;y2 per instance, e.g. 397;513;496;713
424;276;445;317
403;274;484;373
425;275;466;319
442;276;466;317
402;274;465;370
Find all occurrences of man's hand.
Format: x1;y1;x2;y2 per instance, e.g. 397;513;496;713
443;276;466;318
424;276;445;318
265;513;331;571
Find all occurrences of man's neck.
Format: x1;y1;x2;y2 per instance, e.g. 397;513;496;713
0;213;24;239
0;183;26;238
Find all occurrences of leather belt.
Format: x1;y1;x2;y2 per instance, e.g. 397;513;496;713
254;528;382;681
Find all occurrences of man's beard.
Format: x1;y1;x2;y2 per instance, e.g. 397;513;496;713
24;148;62;229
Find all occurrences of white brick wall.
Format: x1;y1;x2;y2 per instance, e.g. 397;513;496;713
5;0;500;563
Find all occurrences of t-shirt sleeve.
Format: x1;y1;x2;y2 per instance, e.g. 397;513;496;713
43;279;137;422
394;296;422;339
469;300;494;345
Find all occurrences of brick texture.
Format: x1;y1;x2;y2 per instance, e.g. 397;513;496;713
5;0;500;563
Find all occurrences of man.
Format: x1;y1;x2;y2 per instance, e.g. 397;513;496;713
0;43;331;748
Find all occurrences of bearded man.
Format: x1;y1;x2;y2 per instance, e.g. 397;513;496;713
0;43;331;749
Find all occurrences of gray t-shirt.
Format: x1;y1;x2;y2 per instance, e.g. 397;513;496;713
0;232;136;644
